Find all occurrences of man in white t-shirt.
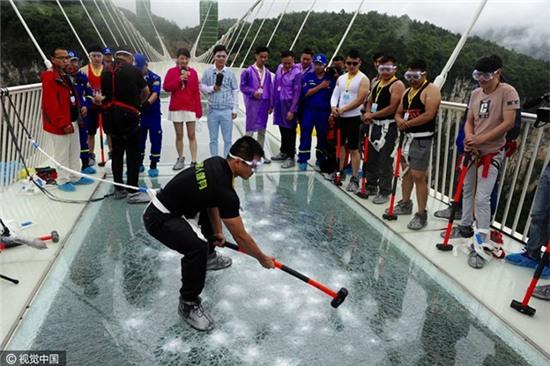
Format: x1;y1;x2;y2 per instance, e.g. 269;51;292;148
330;49;370;192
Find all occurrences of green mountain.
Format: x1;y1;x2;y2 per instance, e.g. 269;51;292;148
1;2;548;102
190;11;549;101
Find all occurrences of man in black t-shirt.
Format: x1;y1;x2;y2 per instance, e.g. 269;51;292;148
94;45;149;203
143;136;276;331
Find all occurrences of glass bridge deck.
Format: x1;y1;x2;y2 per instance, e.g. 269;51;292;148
6;172;535;366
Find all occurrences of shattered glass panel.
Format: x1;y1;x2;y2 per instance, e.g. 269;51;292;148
9;173;531;365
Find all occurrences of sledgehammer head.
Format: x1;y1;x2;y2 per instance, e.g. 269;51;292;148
510;299;536;317
330;288;348;308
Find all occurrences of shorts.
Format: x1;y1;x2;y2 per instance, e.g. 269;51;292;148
403;137;432;171
169;110;197;123
84;107;101;136
338;116;361;150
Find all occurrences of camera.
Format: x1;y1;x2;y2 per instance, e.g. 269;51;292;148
215;73;224;87
524;92;550;128
326;66;338;79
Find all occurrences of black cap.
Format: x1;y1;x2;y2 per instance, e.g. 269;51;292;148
475;55;503;72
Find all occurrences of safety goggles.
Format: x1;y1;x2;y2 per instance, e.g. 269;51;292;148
404;71;426;81
377;65;396;73
229;153;264;172
346;61;360;66
472;69;496;81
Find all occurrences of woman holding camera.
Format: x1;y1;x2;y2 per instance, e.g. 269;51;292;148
163;48;202;170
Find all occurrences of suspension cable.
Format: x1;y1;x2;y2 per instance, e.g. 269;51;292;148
266;0;291;48
239;0;276;68
191;1;214;58
290;0;317;51
142;3;171;58
79;0;107;47
433;0;489;88
8;0;51;68
101;0;128;45
329;0;365;65
55;0;90;63
230;0;265;67
93;0;118;46
107;0;139;53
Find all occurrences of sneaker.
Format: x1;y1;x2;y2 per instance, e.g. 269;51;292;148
139;165;145;173
263;157;271;164
74;177;94;185
434;206;462;220
271;152;287;161
206;251;232;271
298;162;307;171
468;245;486;269
190;161;197;168
281;158;295;169
148;168;159;177
113;189;128;200
372;193;389;205
407;211;427;230
365;185;378;196
89;153;96;167
81;166;96;174
58;182;76;192
173;157;186;171
127;191;150;204
385;200;413;215
440;224;474;239
533;285;550;301
178;297;214;331
346;176;359;192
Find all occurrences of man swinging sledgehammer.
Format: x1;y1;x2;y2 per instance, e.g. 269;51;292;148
143;136;275;331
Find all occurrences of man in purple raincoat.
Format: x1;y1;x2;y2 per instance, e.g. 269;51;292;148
271;50;302;169
240;46;273;163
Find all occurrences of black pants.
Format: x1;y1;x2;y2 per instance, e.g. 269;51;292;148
279;126;296;157
143;205;215;301
365;123;398;195
110;126;141;194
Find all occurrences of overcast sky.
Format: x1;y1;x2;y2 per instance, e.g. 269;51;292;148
115;0;549;57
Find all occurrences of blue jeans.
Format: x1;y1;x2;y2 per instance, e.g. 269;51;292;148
207;108;233;157
527;164;550;258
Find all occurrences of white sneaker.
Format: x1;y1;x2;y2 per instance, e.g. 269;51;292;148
178;297;214;331
173;157;186;171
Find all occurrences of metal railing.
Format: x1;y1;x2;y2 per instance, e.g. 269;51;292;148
0;83;49;188
1;75;549;243
430;101;550;243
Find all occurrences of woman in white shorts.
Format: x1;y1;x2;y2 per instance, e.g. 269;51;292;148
163;48;203;170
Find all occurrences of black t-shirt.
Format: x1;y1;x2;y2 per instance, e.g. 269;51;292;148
101;61;147;108
156;157;240;219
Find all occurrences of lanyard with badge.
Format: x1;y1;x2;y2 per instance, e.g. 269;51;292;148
371;76;397;113
342;73;358;104
404;80;427;120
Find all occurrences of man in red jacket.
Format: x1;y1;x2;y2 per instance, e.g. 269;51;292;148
42;47;94;192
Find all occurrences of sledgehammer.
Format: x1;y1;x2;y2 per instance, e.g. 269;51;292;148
223;241;349;308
